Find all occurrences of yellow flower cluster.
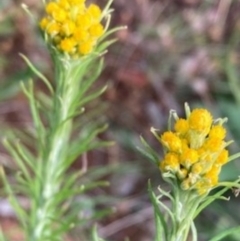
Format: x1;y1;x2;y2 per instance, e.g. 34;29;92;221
39;0;105;56
160;108;229;195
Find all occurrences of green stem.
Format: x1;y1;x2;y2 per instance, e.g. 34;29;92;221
170;189;202;241
30;60;83;241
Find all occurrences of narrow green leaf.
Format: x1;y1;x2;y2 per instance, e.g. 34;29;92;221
148;180;167;241
1;167;28;230
136;146;158;165
21;81;31;98
80;164;119;182
158;186;174;203
61;171;82;193
19;53;53;94
64;124;109;170
16;141;36;173
7;128;36;149
78;85;107;107
3;139;31;182
97;39;117;53
138;136;160;165
194;187;228;218
53;181;109;205
87;140;114;151
36;91;53;110
102;0;114;17
228;152;240;162
78;59;104;96
92;225;103;241
99;26;127;43
208;226;240;241
191;222;198;241
21;81;46;149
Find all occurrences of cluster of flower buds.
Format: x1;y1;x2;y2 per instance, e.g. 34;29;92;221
39;0;105;57
159;108;229;195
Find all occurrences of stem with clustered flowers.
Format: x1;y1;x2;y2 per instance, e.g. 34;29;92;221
141;103;240;241
1;0;119;240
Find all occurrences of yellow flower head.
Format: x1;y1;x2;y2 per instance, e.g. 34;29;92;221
89;23;104;37
174;118;189;136
73;28;89;42
203;137;224;153
58;0;71;10
204;165;220;186
78;40;95;55
76;13;92;29
46;2;59;15
156;104;230;195
40;17;49;29
46;21;61;36
215;149;228;166
59;38;77;53
160;153;180;173
189;109;212;134
209;125;226;140
61;20;76;36
161;131;182;153
180;148;199;168
40;0;105;57
87;4;102;20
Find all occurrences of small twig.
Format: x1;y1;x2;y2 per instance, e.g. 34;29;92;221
81;153;88;174
98;206;153;238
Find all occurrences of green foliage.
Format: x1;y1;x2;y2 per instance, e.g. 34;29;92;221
208;226;240;241
137;136;160;166
0;1;118;240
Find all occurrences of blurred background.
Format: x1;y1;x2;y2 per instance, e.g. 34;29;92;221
1;0;240;240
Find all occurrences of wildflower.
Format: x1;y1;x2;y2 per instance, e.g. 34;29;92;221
203;137;224;152
160;131;182;153
204;165;220;186
59;38;77;53
174;118;189;136
188;108;212;135
87;4;102;19
209;125;226;140
157;105;230;195
40;0;105;57
180;148;199;168
147;104;240;241
78;40;95;55
215;149;228;165
160;152;180;173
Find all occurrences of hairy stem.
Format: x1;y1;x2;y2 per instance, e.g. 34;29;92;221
31;60;82;241
170;190;201;241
